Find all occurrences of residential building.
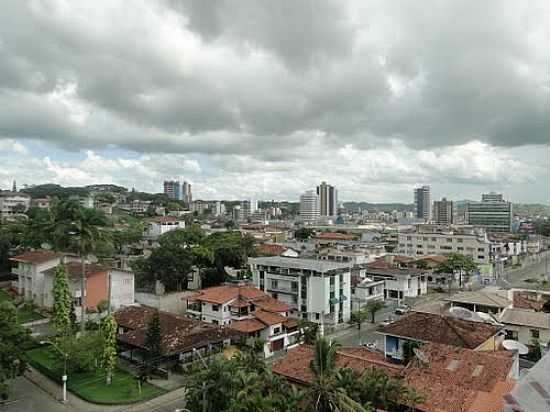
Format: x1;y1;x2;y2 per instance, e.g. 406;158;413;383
182;181;192;204
79;196;94;208
115;306;239;365
11;251;134;314
118;199;152;214
318;244;386;265
414;185;431;221
365;266;428;301
249;256;352;326
0;191;31;216
186;283;300;357
432;197;454;224
273;342;516;412
499;308;550;349
378;311;505;362
42;262;134;313
445;291;511;315
163;180;181;200
256;243;299;258
397;225;491;265
316;181;338;217
299;190;321;223
31;197;51;209
146;216;185;237
465;193;513;233
350;276;384;311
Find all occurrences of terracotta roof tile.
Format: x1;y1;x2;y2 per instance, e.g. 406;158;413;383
115;306;240;355
253;309;287;326
229;319;266;333
512;291;550;311
272;345;403;384
43;262;108;280
379;311;503;349
10;250;64;264
256;243;286;256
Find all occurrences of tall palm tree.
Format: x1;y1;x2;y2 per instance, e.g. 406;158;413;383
308;337;367;412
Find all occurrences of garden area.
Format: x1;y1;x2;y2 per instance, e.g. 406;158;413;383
25;346;165;404
0;288;44;324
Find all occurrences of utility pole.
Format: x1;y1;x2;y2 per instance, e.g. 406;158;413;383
107;271;112;315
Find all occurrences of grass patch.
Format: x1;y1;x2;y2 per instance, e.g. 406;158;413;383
0;289;44;323
25;347;165;404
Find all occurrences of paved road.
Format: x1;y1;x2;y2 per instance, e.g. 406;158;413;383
2;377;72;412
499;250;550;289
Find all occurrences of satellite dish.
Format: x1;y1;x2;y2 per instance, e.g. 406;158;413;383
413;348;429;364
475;312;499;325
502;340;529;355
449;306;480;321
41;242;52;250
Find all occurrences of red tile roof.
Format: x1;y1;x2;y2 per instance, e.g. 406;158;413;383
314;232;356;241
256;243;286;256
379;311;503;349
253;309;287;326
512;291;550;311
419;255;449;263
152;215;178;223
115;306;240;355
403;343;515;412
272;345;403;384
188;284;290;312
229;318;266;333
10;250;64;264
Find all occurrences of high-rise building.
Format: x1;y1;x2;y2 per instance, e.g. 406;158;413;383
414;185;431;221
465;193;512;233
433;198;454;225
316;181;338;217
299;190;320;223
182;181;192;203
163;180;180;200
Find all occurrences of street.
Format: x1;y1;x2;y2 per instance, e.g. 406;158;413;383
498;250;550;289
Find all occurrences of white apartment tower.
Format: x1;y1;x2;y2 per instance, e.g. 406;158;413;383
316;181;338;217
299;190;320;223
414;185;431;221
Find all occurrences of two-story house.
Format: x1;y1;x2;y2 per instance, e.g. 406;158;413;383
186;283;299;357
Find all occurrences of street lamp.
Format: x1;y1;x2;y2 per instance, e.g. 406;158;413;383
40;341;68;403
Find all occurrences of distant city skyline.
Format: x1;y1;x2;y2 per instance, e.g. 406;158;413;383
2;2;550;204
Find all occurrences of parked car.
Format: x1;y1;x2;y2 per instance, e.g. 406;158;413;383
379;316;394;327
361;342;377;350
394;304;411;315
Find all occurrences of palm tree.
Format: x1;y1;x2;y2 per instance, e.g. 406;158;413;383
308;337;367;412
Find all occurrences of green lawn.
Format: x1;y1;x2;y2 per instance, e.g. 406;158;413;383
0;289;44;323
25;347;165;404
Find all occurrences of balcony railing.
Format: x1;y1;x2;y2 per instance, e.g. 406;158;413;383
267;286;298;294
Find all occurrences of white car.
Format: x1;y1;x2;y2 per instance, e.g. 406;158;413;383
395;305;411;315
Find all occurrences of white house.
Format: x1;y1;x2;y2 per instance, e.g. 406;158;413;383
0;191;31;216
146;216;186;237
186;283;299;357
350;276;385;312
249;256;352;326
499;308;550;350
365;266;428;302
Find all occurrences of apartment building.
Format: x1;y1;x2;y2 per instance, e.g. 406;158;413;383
413;185;431;221
249;256;351;326
186;283;299;357
397;226;491;265
350;276;385;311
299;190;320;223
0;191;31;216
465;193;513;233
365;266;428;301
145;216;186;237
432;198;454;224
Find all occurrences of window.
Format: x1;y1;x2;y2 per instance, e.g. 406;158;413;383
406;236;412;240
330;276;335;286
212;304;219;312
531;329;540;339
477;248;485;252
431;237;437;241
457;238;463;243
271;279;278;289
260;271;265;279
224;306;229;312
315;313;320;320
273;327;281;335
446;238;453;243
478;255;485;260
212;320;219;325
457;247;464;251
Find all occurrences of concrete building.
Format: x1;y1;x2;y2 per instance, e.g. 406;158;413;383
316;181;338;217
146;216;185;237
249;256;351;327
0;191;31;216
414;185;431;221
432;197;454;225
397;225;491;265
365;266;428;301
465;193;513;233
499;308;550;350
299;190;320;223
182;181;192;204
163;180;180;200
11;251;134;315
186;283;300;357
350;276;384;311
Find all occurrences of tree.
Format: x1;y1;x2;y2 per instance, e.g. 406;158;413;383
350;309;369;345
56;332;103;373
402;340;421;365
144;311;162;369
365;300;385;324
435;253;477;289
415;259;429;270
0;302;29;399
112;222;144;253
101;315;118;385
295;228;315;241
52;264;73;336
308;337;367;412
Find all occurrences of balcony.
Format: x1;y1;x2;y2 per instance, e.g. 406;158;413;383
267;285;298;295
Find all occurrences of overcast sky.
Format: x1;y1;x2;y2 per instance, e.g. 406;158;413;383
1;1;550;203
